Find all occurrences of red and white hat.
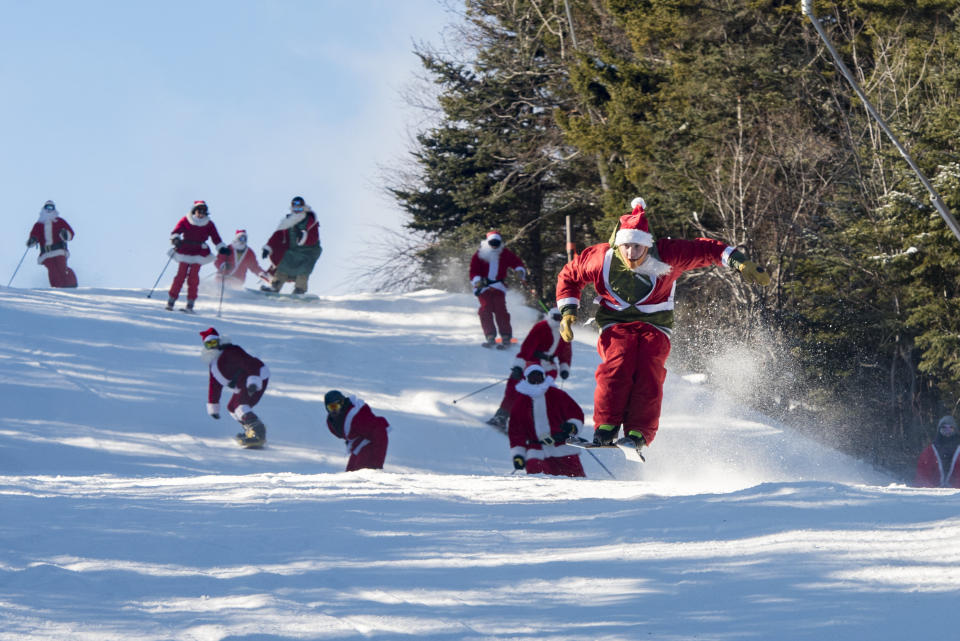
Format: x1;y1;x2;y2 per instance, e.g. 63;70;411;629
233;229;248;242
614;198;653;247
200;327;219;346
486;230;502;244
523;362;546;379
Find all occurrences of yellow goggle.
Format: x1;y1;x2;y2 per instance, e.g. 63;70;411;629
326;401;342;413
203;338;220;349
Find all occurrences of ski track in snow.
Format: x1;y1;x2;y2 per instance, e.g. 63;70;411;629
0;285;957;641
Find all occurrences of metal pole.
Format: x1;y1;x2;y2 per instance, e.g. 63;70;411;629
451;378;509;404
802;0;960;244
7;246;30;287
147;253;174;298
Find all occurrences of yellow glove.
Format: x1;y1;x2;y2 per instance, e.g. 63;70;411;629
738;261;771;286
559;314;576;342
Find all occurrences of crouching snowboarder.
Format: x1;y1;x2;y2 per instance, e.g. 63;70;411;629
200;327;270;448
324;390;390;471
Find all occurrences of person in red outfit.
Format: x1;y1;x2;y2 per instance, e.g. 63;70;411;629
487;307;572;430
914;415;960;488
469;230;527;348
26;200;78;287
167;200;229;312
507;363;585;477
324;390;390;471
555;197;770;458
214;229;269;290
200;327;270;447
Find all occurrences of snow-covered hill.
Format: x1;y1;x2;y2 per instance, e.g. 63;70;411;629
1;286;956;640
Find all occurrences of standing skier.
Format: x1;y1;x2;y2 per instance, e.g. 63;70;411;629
323;390;390;471
200;327;270;448
26;200;78;287
487;307;572;430
167;200;229;312
914;415;960;488
214;229;269;289
507;363;585;477
469;230;527;348
261;196;323;295
555;197;771;458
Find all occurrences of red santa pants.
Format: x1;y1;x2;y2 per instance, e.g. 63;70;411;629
347;435;388;471
594;322;670;445
542;454;586;477
477;288;512;339
226;378;268;418
169;262;201;301
41;255;77;288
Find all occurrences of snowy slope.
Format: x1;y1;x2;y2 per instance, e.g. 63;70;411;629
1;286;957;641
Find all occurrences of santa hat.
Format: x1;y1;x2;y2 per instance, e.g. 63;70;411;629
233;229;248;242
614;199;653;247
486;230;502;244
523;362;546;380
199;327;219;345
191;200;208;214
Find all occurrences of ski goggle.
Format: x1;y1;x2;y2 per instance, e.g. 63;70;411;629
326;400;342;413
235;234;247;243
43;203;55;211
203;337;220;349
487;238;502;248
292;205;305;212
551;312;563;322
940;422;957;435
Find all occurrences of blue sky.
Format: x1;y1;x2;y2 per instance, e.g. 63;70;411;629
1;1;450;292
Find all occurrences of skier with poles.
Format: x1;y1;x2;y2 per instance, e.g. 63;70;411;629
260;196;322;295
214;229;269;290
470;230;528;348
200;327;270;448
323;390;390;471
555;197;771;459
507;362;585;477
25;200;78;287
166;200;229;312
486;307;572;430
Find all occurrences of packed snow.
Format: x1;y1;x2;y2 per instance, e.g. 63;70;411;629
1;284;956;641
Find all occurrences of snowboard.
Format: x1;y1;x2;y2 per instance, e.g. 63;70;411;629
245;287;320;302
565;436;646;463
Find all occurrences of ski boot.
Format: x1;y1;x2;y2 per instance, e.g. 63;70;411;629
165;297;176;311
486;408;509;432
260;284;279;293
481;335;497;349
292;287;307;295
593;424;619;446
625;430;647;462
495;335;513;350
184;299;196;313
236;414;267;448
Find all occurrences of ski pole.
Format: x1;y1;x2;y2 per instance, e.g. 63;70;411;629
6;246;30;287
147;253;174;298
451;377;508;404
217;272;226;318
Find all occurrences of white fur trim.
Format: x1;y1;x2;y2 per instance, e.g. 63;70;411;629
232;405;252;421
276;212;306;231
614;228;653;247
207;403;220;416
631;197;646;209
556;297;579;309
246;376;263;391
721;245;736;267
173;252;216;265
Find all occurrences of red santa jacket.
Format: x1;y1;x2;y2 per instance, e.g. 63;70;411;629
470;245;526;294
326;396;391;457
207;344;270;412
263;210;320;267
556;238;735;336
30;210;74;264
215;246;267;284
508;381;584;464
512;319;572;377
171;214;225;265
914;443;960;488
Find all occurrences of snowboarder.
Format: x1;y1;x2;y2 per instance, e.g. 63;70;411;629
555;197;771;458
261;196;323;295
26;200;78;288
167;200;229;312
508;363;586;477
487;307;572;429
214;229;269;290
324;390;390;471
470;230;527;348
914;415;960;488
200;327;270;448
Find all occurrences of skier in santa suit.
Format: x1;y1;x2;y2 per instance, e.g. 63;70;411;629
914;415;960;488
214;229;269;290
487;307;572;430
261;196;323;295
469;230;527;347
26;200;78;288
508;363;586;477
167;200;229;312
555;197;771;457
200;327;270;447
323;390;390;471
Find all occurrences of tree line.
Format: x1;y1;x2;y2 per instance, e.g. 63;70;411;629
387;0;960;478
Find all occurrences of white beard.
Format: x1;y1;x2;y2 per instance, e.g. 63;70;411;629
201;348;219;364
478;242;502;261
631;254;672;278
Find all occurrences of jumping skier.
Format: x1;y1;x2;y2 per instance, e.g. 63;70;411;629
200;327;270;448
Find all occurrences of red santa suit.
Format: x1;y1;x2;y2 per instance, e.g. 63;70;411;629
215;230;268;289
914;419;960;488
28;201;78;288
469;230;527;343
205;339;271;422
498;312;572;414
556;201;741;446
508;364;585;477
326;396;390;472
168;201;226;303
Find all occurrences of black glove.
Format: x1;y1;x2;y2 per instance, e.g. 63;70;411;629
59;229;70;241
219;261;232;274
218;246;231;255
512;455;525;470
509;366;523;380
557;421;578;442
26;237;37;248
210;413;219;420
246;384;259;396
560;370;569;380
262;248;270;259
533;350;551;361
473;288;482;297
171;236;182;248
